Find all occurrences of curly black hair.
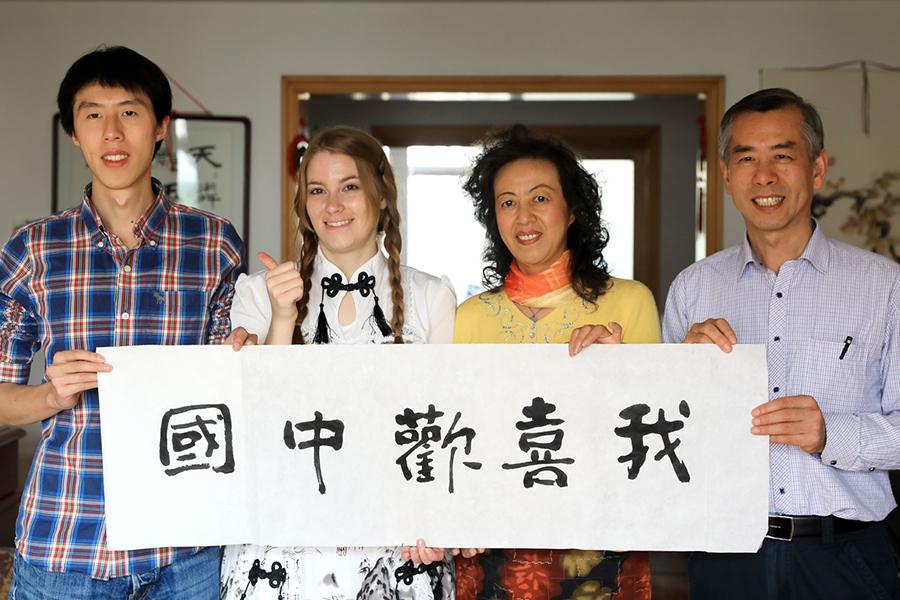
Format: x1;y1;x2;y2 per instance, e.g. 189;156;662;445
463;124;612;304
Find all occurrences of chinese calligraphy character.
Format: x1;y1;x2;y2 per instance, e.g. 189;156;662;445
188;144;222;168
284;411;345;494
159;404;234;476
197;181;221;207
163;182;179;203
394;404;482;493
614;400;691;482
501;396;574;488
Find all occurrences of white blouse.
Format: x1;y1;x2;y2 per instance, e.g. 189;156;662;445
221;250;457;600
231;250;456;344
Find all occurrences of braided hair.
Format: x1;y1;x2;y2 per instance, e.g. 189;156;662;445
291;126;405;344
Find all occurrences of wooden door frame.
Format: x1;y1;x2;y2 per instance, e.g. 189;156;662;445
281;76;725;265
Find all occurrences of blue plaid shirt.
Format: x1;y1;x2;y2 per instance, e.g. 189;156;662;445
663;223;900;521
0;181;244;578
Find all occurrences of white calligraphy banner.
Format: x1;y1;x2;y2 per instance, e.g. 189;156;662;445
97;344;769;552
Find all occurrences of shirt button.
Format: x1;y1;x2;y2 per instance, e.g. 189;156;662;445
123;265;132;273
830;460;837;466
773;386;780;393
97;241;105;248
868;467;875;472
776;292;783;298
121;312;130;320
149;240;157;247
774;336;780;342
779;488;785;494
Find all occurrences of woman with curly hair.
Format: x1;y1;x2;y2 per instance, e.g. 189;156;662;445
454;125;659;600
220;126;460;600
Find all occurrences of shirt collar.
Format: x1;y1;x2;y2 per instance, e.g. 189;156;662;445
79;184;104;244
314;249;388;291
79;178;170;247
735;219;829;280
736;234;759;281
799;220;830;274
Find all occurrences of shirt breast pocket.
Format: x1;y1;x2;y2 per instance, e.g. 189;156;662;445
135;289;209;344
794;338;869;412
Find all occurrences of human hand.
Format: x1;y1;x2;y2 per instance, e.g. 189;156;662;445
568;322;623;356
258;251;304;322
751;395;826;454
44;350;111;413
401;539;445;565
450;547;486;558
682;318;737;352
224;327;258;351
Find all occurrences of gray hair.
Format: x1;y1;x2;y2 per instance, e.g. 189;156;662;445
718;88;824;162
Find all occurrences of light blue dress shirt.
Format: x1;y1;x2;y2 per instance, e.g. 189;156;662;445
663;223;900;521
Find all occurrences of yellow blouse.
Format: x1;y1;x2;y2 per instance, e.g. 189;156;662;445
454;277;661;344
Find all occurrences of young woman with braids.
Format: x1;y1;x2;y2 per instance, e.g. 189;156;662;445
219;126;460;600
453;126;659;600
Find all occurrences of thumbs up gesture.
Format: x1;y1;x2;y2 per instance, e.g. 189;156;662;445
258;251;304;322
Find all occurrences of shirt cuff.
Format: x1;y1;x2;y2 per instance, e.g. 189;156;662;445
820;412;863;471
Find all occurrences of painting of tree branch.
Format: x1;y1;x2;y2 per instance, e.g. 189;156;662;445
813;158;900;262
762;68;900;264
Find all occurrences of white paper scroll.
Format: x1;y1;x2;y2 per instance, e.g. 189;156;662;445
97;344;769;552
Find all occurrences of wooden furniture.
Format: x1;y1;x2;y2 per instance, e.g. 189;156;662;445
0;426;26;548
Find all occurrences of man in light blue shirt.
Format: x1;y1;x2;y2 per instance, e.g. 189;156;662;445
663;88;900;599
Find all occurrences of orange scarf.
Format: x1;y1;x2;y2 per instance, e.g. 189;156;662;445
504;251;572;305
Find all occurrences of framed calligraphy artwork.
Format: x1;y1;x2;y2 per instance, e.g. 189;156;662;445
52;114;251;251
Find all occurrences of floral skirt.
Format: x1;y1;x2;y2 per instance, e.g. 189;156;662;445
456;550;650;600
221;544;455;600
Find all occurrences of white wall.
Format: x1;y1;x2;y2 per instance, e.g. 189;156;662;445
2;0;900;476
3;1;900;257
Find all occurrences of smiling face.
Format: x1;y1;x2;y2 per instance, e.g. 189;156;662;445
304;151;385;270
71;83;168;204
494;158;574;274
722;106;827;244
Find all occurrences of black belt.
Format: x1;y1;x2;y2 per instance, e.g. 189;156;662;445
765;515;874;541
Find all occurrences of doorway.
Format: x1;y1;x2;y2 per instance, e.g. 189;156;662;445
281;76;724;305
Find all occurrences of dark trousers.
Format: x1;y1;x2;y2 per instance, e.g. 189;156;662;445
689;522;900;600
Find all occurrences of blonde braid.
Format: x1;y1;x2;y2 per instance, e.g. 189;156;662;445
292;234;318;345
381;206;405;344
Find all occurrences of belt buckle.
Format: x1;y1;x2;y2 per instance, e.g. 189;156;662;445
766;515;794;541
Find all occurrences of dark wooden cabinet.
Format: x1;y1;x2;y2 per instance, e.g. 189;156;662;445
0;426;26;547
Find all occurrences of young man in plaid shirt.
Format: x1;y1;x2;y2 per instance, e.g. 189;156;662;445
0;46;243;599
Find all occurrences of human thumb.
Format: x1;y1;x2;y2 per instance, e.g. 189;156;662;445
257;251;278;270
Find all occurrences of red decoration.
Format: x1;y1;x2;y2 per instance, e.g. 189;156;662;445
287;109;311;181
613;551;651;600
500;549;565;600
287;133;305;181
456;555;486;600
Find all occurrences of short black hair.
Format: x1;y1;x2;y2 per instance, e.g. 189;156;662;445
464;124;612;304
57;46;172;155
719;87;824;162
